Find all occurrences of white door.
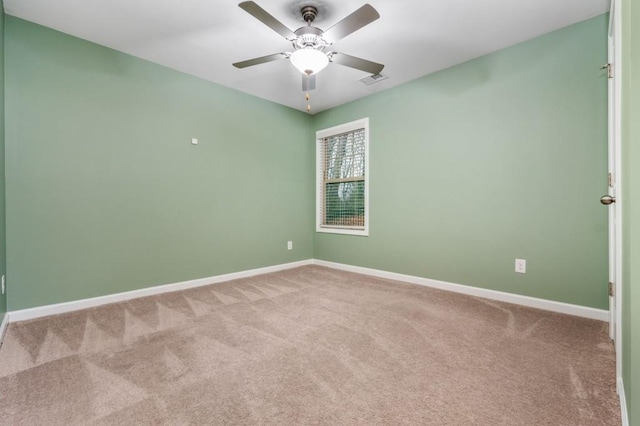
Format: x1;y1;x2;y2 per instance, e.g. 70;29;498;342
603;0;622;383
603;7;617;340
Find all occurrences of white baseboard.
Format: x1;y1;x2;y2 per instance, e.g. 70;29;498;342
6;258;609;323
9;259;313;322
313;260;609;321
0;311;9;347
618;378;629;426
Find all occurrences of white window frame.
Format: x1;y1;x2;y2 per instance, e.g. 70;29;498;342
316;117;369;236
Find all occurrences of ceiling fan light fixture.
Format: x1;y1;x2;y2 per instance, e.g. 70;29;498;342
290;48;329;75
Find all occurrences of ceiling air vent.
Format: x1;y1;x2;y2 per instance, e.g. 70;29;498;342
359;73;388;86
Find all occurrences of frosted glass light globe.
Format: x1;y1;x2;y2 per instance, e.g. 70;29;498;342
290;48;329;75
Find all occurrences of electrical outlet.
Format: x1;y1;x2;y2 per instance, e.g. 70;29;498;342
287;241;293;250
1;275;5;295
515;259;526;274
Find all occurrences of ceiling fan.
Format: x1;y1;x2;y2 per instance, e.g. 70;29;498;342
233;1;384;91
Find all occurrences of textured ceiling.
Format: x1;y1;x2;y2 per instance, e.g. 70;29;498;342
4;0;610;113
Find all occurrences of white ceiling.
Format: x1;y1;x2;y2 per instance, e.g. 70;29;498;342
4;0;609;114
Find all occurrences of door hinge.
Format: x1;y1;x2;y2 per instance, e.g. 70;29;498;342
608;281;614;297
601;63;613;79
608;172;614;188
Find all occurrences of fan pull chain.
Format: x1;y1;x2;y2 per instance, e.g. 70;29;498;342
306;93;311;113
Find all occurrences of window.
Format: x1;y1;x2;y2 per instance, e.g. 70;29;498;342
316;118;369;236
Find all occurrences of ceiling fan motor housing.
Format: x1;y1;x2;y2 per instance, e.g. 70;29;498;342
292;26;327;51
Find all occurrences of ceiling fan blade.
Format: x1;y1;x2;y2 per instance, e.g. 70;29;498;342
302;74;316;91
238;1;295;39
330;52;384;75
322;4;380;44
233;53;287;68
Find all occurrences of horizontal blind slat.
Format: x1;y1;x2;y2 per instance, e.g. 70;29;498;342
325;176;365;184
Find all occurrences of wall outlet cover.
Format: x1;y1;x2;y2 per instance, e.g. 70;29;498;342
515;259;527;274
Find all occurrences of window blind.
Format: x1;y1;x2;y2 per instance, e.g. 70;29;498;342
321;128;366;228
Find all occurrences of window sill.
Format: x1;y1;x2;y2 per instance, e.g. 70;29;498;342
316;227;369;236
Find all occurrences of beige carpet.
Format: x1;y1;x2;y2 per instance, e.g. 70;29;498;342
0;266;620;425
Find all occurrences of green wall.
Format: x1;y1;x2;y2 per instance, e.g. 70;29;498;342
622;0;639;422
313;16;609;309
0;4;5;322
4;17;314;310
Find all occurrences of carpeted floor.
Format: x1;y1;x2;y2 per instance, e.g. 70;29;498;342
0;266;620;425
